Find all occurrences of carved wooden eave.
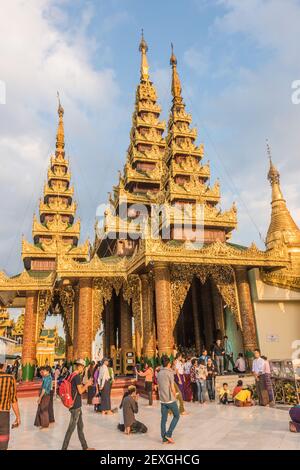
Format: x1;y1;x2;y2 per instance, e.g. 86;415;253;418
43;183;74;199
56;253;128;279
0;269;56;292
32;216;81;238
260;267;300;292
134;239;290;270
39;200;77;216
21;237;89;261
159;204;237;232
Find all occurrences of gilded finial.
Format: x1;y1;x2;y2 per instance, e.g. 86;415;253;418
56;92;65;151
170;43;182;104
266;139;280;186
170;43;177;66
57;91;64;117
139;29;149;81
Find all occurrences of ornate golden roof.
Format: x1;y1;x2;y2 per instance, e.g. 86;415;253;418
100;33;166;248
161;45;237;236
22;96;89;267
266;147;300;250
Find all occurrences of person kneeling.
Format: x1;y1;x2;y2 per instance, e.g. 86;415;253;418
118;386;147;435
289;404;300;432
234;388;254;407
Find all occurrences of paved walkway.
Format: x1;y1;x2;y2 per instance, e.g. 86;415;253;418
9;397;299;450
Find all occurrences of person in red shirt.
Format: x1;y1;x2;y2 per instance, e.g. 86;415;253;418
232;379;244;398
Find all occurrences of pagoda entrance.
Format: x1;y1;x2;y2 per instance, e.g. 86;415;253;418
173;276;232;355
102;288;136;375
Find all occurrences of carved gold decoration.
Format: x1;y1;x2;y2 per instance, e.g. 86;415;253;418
170;264;240;327
59;285;75;340
36;290;53;340
122;274;142;335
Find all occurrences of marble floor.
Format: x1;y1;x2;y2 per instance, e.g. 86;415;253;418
8;396;300;450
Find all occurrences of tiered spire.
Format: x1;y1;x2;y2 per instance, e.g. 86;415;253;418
161;45;237;241
266;141;300;249
99;33;166;255
22;96;89;270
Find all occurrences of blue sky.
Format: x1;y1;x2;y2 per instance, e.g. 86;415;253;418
1;0;300;276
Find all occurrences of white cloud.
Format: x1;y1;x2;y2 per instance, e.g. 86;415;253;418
196;0;300;246
0;0;121;274
184;47;209;76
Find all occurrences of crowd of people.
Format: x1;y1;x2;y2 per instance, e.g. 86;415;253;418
1;344;300;450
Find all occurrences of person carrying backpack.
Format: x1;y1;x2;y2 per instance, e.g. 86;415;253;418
61;359;94;450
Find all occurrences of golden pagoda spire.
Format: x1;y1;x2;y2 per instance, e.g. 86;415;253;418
170;43;183;105
266;140;300;249
56;91;65;152
139;29;149;81
21;96;89;269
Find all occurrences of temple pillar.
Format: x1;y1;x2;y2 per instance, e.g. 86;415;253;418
235;267;258;354
66;340;73;363
141;274;156;362
108;296;115;354
120;295;133;350
211;280;225;339
154;263;173;357
200;281;215;349
77;278;93;361
135;325;142;360
72;286;79;359
191;278;201;355
22;291;38;381
102;314;107;358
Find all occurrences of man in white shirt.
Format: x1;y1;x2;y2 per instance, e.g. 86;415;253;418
252;349;272;406
234;353;246;374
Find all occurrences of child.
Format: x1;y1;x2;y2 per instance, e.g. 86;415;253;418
219;382;231;404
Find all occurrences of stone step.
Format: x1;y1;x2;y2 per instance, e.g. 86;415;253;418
215;374;255;392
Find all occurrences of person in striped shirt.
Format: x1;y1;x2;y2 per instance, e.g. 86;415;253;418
0;362;21;450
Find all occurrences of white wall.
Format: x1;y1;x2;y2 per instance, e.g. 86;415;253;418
249;269;300;360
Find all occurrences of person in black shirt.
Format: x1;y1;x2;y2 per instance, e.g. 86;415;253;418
212;339;225;375
61;359;94;450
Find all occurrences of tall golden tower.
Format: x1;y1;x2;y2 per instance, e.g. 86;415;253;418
98;32;166;256
22;95;89;270
161;45;237;242
266;143;300;250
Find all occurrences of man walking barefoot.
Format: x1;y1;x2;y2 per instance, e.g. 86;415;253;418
157;356;180;444
61;359;94;450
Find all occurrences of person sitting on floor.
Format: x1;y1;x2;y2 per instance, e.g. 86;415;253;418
234;388;254;407
117;385;147;435
233;353;246;374
219;383;231;404
289;403;300;433
232;379;244;398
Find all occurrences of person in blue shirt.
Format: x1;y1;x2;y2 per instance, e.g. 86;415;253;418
34;366;52;428
199;349;209;365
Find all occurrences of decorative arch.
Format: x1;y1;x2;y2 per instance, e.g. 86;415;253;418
170;264;240;329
